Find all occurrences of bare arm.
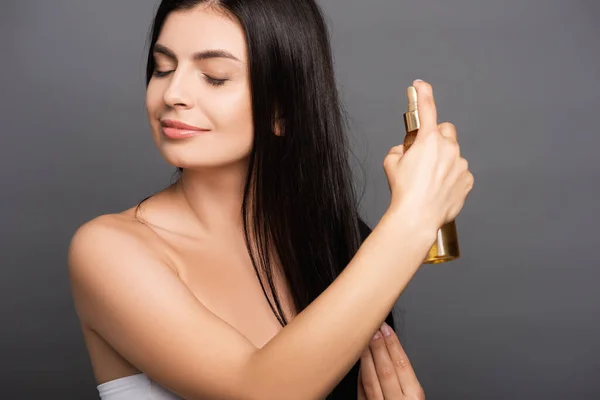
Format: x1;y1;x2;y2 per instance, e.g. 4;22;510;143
68;209;433;400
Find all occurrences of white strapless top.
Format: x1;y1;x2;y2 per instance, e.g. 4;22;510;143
97;373;182;399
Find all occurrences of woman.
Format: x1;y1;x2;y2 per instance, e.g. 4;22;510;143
68;1;473;399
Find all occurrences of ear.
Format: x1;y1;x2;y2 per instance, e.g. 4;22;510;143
273;117;285;136
272;106;285;136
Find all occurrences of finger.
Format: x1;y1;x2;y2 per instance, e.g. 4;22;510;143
383;144;404;191
412;79;438;135
383;144;404;169
370;329;403;398
360;347;384;400
438;122;457;142
357;368;367;400
386;144;404;158
380;322;423;397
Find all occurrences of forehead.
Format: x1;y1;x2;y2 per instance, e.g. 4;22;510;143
157;6;247;62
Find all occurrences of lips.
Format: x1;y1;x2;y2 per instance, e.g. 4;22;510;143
160;119;209;139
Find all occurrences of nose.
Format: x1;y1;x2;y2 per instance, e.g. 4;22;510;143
162;69;194;109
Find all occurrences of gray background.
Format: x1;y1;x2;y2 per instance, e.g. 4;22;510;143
1;0;599;398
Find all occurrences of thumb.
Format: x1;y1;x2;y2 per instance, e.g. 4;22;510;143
383;144;405;189
388;144;405;158
383;144;405;168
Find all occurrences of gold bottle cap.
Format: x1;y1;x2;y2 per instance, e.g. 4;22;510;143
403;86;420;133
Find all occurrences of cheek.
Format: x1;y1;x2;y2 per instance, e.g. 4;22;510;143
145;81;165;148
145;81;163;117
210;86;253;137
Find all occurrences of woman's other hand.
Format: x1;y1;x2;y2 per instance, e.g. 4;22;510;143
358;322;425;400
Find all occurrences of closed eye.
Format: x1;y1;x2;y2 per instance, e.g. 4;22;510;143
152;70;227;87
153;70;173;78
204;75;228;87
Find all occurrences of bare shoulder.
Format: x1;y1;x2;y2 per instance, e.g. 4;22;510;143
67;211;177;319
69;212;134;248
68;211;170;271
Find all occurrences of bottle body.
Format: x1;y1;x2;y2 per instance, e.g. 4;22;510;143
423;220;460;264
403;131;460;264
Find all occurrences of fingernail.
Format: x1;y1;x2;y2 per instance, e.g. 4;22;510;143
413;79;423;83
372;331;382;341
381;322;392;337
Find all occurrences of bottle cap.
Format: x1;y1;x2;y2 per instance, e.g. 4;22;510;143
403;86;420;133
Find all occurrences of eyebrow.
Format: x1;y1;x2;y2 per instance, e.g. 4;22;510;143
153;43;241;62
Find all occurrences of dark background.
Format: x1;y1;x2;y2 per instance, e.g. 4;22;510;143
2;0;599;398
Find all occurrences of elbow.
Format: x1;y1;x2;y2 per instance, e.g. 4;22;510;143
237;376;324;400
234;351;327;400
233;356;302;400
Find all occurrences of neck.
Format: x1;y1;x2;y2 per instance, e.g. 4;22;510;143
176;161;250;237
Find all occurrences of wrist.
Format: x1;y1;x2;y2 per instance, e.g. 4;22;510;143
381;203;437;249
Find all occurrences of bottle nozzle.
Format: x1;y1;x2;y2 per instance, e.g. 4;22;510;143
406;86;418;112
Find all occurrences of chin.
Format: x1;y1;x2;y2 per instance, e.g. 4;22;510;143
158;143;251;170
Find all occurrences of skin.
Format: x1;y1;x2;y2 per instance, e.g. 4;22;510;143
68;4;472;400
358;323;425;399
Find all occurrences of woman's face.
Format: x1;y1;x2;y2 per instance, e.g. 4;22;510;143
146;5;253;170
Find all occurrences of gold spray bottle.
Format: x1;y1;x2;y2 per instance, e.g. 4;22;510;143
403;86;460;264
